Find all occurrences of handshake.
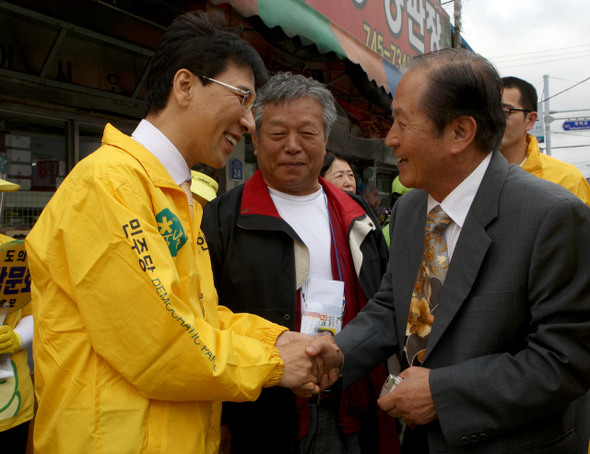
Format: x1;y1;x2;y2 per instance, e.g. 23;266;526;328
274;331;344;398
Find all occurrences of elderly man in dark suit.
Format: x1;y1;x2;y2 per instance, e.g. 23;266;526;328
314;48;590;453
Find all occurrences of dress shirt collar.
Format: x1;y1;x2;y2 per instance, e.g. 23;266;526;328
131;119;191;185
428;152;492;228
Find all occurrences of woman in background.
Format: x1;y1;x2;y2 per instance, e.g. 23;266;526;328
320;151;357;194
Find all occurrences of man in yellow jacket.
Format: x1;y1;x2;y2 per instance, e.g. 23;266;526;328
25;11;338;454
500;76;590;205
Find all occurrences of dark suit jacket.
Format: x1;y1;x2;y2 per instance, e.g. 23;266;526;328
336;151;590;453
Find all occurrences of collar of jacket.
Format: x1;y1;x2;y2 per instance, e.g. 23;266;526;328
239;170;368;225
239;170;376;283
522;134;543;178
102;123;184;191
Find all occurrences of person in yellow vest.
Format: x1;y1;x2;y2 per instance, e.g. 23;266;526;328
500;76;590;205
25;11;339;454
0;178;34;454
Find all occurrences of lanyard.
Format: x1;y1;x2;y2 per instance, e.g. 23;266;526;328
301;191;346;314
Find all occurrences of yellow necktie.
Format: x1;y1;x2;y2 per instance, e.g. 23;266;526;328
179;180;194;217
404;205;452;366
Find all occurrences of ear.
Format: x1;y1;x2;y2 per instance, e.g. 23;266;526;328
171;69;195;108
450;116;477;155
525;111;538;133
252;132;259;156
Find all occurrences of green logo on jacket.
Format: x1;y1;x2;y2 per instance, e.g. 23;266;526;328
156;208;186;257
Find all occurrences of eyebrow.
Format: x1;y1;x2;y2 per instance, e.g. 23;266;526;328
267;119;320;127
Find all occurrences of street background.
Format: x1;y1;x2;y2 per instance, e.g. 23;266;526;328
443;0;590;178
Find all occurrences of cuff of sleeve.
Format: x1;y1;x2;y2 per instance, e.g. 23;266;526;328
262;324;289;388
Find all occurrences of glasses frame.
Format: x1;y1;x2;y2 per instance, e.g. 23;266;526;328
191;72;254;113
503;107;531;119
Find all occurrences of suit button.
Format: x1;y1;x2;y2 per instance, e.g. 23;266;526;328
460;436;471;445
479;433;488;441
470;435;479;443
284;314;291;321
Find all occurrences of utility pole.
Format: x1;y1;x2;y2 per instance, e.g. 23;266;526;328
543;74;552;156
454;0;462;48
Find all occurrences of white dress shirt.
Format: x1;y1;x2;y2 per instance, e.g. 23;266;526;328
131;119;191;185
427;152;492;260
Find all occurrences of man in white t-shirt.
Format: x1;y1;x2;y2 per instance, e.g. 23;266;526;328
202;73;396;454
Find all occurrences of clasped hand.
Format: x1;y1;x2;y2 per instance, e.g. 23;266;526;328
275;332;343;398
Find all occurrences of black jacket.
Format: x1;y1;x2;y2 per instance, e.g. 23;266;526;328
202;171;390;453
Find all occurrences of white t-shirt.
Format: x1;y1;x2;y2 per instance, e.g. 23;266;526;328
268;187;332;283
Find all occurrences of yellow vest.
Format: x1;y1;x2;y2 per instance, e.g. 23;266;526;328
523;134;590;206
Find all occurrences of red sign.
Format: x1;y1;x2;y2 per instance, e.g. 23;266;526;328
305;0;451;69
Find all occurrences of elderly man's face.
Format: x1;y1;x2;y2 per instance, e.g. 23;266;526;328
253;98;327;196
385;70;454;200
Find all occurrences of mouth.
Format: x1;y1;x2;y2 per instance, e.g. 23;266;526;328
225;134;239;147
280;161;304;167
398;158;408;165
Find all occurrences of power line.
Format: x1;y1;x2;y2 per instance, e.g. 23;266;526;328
553;131;590;138
540;144;590;150
540;75;590;103
493;49;590;64
497;53;590;70
488;43;590;60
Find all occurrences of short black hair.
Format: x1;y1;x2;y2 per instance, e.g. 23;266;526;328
501;76;538;113
320;151;354;178
404;48;506;153
144;10;268;116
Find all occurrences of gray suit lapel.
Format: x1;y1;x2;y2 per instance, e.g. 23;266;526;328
423;151;509;363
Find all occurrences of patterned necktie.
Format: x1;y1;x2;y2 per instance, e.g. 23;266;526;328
404;205;452;366
179;180;194;217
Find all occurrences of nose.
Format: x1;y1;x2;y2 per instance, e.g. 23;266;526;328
240;110;256;135
284;132;301;154
344;175;355;189
385;125;399;148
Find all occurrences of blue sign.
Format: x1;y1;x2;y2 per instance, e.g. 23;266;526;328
230;158;243;181
563;120;590;131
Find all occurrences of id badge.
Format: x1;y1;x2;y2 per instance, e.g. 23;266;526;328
318;312;342;335
301;303;322;336
301;279;344;336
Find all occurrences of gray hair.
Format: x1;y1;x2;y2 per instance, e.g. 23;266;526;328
254;72;337;138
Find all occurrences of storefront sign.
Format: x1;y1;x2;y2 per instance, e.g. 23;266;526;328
305;0;451;69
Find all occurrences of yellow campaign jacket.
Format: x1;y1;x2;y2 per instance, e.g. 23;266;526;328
0;235;34;433
26;124;287;454
523;134;590;206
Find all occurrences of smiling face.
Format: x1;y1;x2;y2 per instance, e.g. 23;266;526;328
187;63;256;169
385;70;455;201
253;97;327;196
323;158;357;193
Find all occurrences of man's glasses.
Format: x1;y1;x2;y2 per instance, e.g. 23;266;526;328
503;107;530;119
192;72;255;113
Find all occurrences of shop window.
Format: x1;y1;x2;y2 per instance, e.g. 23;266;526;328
0;112;67;233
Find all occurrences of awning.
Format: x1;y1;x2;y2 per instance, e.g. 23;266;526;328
210;0;454;97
